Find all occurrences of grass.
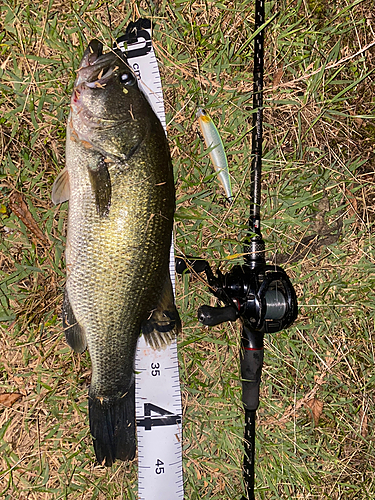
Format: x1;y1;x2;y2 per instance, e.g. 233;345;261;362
1;0;375;498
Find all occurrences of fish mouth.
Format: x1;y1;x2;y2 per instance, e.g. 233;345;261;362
75;40;126;88
70;40;133;137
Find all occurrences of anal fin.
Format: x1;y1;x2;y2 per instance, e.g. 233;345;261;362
63;290;87;353
142;273;181;350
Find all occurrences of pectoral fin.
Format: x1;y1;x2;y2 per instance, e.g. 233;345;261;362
52;168;70;205
142;274;181;350
63;290;87;353
88;158;111;217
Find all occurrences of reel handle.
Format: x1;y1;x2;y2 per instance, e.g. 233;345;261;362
198;304;238;326
175;256;209;275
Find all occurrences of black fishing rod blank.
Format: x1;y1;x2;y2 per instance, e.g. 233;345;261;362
248;0;265;241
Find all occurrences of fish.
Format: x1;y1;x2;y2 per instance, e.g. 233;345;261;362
196;108;233;202
52;40;180;466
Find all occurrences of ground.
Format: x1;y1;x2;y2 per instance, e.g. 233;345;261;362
0;0;375;498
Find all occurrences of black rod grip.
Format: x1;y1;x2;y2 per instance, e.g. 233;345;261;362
240;347;264;411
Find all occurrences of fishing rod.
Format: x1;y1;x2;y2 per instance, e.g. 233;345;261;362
175;1;298;498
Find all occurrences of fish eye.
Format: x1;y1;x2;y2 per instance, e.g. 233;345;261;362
120;72;136;86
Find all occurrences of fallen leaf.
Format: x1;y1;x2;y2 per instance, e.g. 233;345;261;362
8;191;49;244
305;398;324;426
272;67;284;88
345;187;358;218
349;108;363;127
0;393;22;407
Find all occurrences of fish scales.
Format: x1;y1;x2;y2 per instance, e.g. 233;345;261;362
52;40;180;466
67;150;172;391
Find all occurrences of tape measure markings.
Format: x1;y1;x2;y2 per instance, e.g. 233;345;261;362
120;25;183;500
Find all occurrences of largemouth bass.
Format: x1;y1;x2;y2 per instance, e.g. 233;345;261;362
52;40;180;466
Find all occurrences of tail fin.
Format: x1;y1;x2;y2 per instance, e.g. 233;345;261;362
88;381;136;466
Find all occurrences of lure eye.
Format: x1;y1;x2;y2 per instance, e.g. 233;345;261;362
120;72;136;86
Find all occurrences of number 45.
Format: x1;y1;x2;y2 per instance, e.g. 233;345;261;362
155;458;164;474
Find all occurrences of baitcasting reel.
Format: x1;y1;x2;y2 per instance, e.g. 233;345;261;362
175;235;297;340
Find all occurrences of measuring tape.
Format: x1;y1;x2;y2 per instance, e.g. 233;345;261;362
116;21;184;500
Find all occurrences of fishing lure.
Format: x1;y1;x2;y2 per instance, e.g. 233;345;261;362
196;108;233;202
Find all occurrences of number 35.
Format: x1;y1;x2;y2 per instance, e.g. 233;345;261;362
151;362;160;376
